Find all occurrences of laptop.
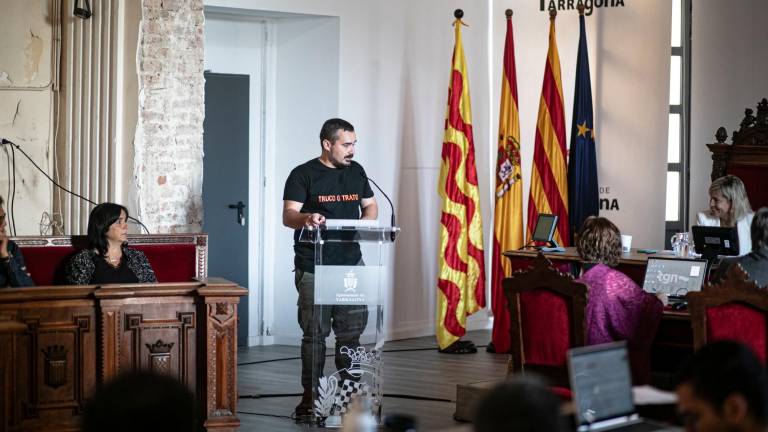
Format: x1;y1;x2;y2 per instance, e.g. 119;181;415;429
568;342;678;431
691;225;739;261
641;257;707;304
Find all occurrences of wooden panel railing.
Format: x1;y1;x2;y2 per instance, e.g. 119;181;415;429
0;281;246;432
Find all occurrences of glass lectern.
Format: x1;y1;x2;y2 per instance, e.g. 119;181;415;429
298;224;398;428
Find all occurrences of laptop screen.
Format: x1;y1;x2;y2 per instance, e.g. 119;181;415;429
642;257;707;297
568;342;636;426
692;225;739;258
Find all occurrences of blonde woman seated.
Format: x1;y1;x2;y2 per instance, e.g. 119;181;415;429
697;175;754;255
577;217;663;384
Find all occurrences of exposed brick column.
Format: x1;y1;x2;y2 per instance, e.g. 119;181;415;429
135;0;205;233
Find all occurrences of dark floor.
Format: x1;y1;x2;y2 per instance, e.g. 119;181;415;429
236;329;505;431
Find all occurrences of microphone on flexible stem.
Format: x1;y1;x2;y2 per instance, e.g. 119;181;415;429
361;172;397;241
1;138;151;234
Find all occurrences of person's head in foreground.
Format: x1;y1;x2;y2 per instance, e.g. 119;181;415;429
675;340;768;432
474;375;565;432
83;370;195;432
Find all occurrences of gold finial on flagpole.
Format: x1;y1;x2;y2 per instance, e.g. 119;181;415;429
505;9;513;18
577;0;585;15
453;9;468;27
548;0;557;19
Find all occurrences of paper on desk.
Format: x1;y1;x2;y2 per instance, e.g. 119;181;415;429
633;385;678;405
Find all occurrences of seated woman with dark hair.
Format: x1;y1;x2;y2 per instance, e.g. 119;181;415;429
0;195;35;287
66;203;156;285
577;216;663;384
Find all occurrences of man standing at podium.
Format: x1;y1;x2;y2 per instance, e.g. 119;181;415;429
282;118;378;421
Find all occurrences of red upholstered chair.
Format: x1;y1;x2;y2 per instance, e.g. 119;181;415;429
504;252;588;389
687;264;768;364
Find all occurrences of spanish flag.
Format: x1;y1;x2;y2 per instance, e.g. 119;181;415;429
527;11;569;247
436;14;486;350
491;10;524;354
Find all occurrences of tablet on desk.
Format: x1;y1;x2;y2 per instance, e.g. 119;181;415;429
531;214;561;249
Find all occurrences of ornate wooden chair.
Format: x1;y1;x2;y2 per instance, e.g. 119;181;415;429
503;252;588;389
687;264;768;364
707;97;768;209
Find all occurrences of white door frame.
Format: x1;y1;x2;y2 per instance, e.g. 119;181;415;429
203;9;277;346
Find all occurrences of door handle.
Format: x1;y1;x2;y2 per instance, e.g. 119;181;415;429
228;201;246;226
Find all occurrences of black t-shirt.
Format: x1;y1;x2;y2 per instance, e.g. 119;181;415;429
91;256;140;284
283;158;374;272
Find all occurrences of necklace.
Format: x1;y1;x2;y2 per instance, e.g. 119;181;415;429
105;254;121;268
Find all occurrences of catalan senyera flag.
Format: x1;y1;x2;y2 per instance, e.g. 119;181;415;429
568;8;599;242
490;11;523;354
436;17;486;350
527;12;569;247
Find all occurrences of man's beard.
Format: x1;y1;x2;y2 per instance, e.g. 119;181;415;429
332;157;352;169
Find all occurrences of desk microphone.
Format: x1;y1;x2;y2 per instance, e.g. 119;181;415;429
361;172;397;241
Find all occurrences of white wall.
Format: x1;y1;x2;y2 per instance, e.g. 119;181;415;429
205;0;673;345
269;15;342;343
0;0;54;235
592;2;671;248
393;1;492;339
689;0;768;223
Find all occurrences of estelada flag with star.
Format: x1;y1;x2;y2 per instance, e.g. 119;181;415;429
436;12;486;350
567;6;599;241
490;10;524;354
527;10;569;246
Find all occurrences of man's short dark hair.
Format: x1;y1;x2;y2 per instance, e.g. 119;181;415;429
675;341;768;424
319;118;354;145
473;376;565;432
752;207;768;251
0;195;4;206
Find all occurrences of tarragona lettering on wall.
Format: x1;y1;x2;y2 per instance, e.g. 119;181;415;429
317;194;360;203
540;0;626;16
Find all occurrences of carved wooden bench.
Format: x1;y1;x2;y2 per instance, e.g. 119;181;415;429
0;234;245;431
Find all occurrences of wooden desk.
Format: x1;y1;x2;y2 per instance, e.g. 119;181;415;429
0;280;246;432
503;246;669;265
500;248;694;382
503;247;680;285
